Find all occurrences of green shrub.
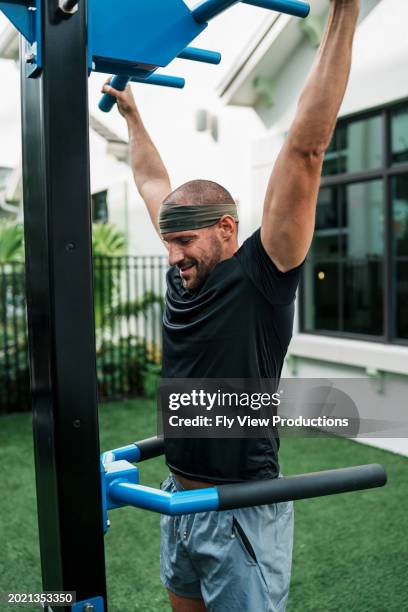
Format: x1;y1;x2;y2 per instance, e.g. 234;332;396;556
92;223;127;330
0;348;30;413
96;336;161;401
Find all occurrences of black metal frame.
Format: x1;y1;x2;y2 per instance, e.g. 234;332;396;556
21;1;107;609
299;98;408;347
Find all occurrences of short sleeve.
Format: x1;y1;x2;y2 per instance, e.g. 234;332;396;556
235;228;305;305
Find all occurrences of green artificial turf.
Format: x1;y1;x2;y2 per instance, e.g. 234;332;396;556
0;399;407;611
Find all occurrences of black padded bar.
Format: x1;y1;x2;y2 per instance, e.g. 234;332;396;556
217;464;387;510
135;436;165;461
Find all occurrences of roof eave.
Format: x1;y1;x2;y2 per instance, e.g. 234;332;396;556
217;0;328;107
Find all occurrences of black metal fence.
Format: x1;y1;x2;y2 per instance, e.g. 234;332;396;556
0;262;29;414
0;255;168;414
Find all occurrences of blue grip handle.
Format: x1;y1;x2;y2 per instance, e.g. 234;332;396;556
192;0;309;23
132;74;185;88
242;0;309;18
98;75;130;113
178;46;221;65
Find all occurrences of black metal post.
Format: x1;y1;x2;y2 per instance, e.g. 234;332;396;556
20;0;107;609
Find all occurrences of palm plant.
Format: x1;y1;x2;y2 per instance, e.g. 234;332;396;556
92;222;127;258
91;223;163;398
92;222;127;331
0;221;24;263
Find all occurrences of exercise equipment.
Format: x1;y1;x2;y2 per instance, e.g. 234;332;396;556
96;0;310;112
101;437;387;532
0;0;310;103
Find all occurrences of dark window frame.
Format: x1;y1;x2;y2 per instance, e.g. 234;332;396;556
299;97;408;347
92;189;109;223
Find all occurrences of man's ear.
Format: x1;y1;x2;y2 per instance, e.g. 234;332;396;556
218;215;236;239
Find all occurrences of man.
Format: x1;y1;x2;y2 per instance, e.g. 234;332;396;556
103;1;360;609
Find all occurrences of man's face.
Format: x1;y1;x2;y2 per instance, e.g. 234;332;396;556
162;226;223;291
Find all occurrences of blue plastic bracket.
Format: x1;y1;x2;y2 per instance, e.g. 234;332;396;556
88;0;206;75
90;0;208;111
101;451;219;523
72;596;105;612
0;0;42;77
105;460;140;511
93;0;309;112
101;458;139;533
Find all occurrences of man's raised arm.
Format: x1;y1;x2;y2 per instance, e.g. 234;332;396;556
102;82;171;236
261;0;360;272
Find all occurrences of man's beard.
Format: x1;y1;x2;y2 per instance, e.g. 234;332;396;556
179;236;223;291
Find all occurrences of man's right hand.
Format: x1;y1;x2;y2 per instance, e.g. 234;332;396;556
101;79;138;121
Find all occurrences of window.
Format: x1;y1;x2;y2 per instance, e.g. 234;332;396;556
92;190;108;223
391;106;408;164
301;101;408;344
392;174;408;338
322;115;383;176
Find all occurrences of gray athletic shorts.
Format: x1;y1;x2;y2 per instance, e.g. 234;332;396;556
160;473;294;611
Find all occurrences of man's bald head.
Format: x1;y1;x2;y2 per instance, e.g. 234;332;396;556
162;179;235;207
160;180;239;291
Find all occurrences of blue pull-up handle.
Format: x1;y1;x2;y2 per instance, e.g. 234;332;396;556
97;44;219;113
102;438;386;516
102;436;164;465
243;0;309;18
98;74;186;112
192;0;309;23
98;75;130;113
107;463;387;516
178;46;221;64
132;74;185;88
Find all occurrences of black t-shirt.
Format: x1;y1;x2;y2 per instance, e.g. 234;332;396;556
162;228;304;483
